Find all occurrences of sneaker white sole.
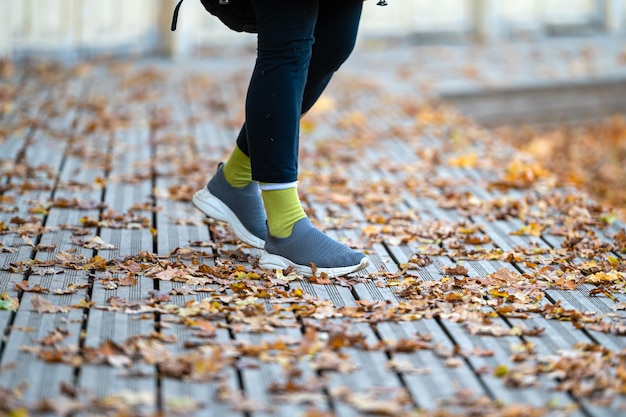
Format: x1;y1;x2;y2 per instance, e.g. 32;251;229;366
258;252;369;278
192;188;265;249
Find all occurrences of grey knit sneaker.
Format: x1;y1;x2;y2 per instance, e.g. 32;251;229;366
192;164;267;248
259;217;369;278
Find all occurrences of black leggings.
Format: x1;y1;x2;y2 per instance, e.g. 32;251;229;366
235;0;363;183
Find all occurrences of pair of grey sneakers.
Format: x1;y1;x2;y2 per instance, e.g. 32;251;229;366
192;164;369;277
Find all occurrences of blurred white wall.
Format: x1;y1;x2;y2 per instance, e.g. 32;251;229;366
1;0;624;58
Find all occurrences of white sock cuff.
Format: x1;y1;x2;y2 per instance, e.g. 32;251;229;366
259;181;298;191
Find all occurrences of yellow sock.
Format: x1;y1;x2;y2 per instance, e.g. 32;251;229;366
222;145;252;188
261;186;307;238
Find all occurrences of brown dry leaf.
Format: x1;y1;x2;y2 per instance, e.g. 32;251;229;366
21;345;82;367
0;244;17;254
90;390;154;411
465;322;515;337
0;384;29;417
469;347;495;357
33;397;82;416
15;281;50;293
308;271;332;285
463;234;491;245
310;350;358;373
82;340;133;368
56;251;90;267
53;283;90;295
443;264;469;276
30;295;70;314
611;302;626;311
300;409;335;417
331;386;412;416
72;235;116;250
188;319;217;338
385;359;431;375
117;272;138;287
20;234;35;247
34;243;57;252
165;396;203;415
34;267;64;276
154;267;182;281
444;357;464;368
493;159;553;191
489;267;522;284
38;327;71;346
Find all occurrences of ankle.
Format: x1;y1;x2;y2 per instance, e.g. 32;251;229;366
260;185;306;238
222;145;252;188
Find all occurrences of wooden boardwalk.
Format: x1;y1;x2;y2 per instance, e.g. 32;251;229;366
0;51;625;417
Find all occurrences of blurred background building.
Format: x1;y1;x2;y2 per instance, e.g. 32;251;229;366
1;0;624;58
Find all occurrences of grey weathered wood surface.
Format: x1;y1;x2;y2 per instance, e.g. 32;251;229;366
0;53;624;417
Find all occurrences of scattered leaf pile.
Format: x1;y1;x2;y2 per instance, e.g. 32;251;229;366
0;53;625;417
496;115;626;222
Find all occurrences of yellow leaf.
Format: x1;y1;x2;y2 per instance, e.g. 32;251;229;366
494;364;508;377
448;153;477;168
586;270;623;284
510;221;544;237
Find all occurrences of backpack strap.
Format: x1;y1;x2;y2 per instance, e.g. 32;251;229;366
171;0;184;31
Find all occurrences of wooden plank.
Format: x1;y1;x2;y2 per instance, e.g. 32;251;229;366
462;198;624;415
81;227;155;408
80;274;157;403
77;103;158;408
213;243;325;416
505;296;626;417
461;260;603;415
546;288;623;351
0;67;51;161
433;224;622;417
0;241;34;340
385;242;582;412
376;320;487;411
151;77;243;416
0;70;91;406
345;244;495;411
482;216;626;331
0;269;88;403
153;79;210;256
326;322;404;417
157;257;242;416
442;318;581;410
298;279;405;416
235;327;327;416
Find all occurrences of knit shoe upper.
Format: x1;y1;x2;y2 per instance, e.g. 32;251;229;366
259;217;369;277
192;164;267;248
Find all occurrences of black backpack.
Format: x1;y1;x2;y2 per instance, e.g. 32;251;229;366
171;0;388;34
172;0;257;33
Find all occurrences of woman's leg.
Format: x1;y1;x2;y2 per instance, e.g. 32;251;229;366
254;0;368;276
196;0;368;276
193;0;318;249
236;0;364;160
243;0;319;183
301;0;364;114
225;0;363;244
